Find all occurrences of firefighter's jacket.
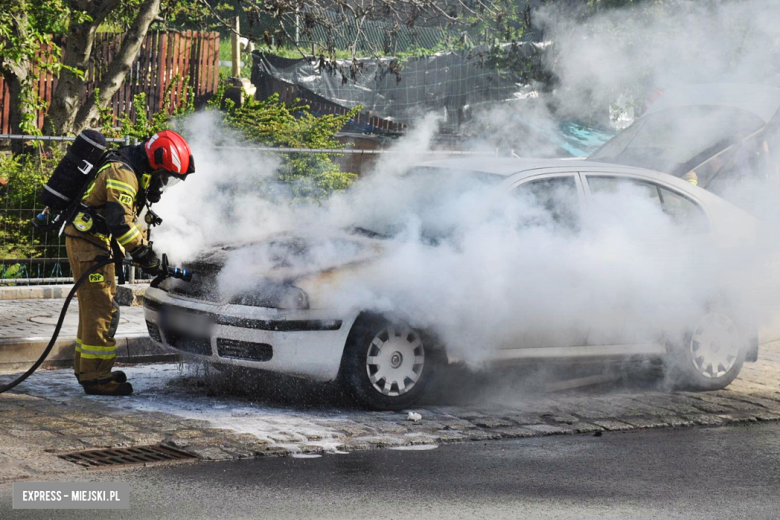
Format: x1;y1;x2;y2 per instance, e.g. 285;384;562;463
69;161;146;253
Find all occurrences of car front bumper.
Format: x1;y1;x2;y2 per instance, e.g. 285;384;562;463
142;287;359;382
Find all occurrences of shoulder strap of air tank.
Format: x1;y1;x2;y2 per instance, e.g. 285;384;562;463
96;152;134;176
58;151;115;232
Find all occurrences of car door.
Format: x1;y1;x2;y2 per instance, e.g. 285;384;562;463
580;172;712;346
500;172;590;353
581;173;710;236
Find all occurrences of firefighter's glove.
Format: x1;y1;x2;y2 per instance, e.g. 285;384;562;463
132;245;161;275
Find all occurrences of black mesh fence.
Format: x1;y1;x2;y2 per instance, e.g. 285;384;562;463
253;42;550;131
0;134;130;284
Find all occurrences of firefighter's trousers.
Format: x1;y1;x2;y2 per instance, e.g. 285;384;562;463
65;229;120;383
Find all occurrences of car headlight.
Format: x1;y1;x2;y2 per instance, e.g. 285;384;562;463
279;286;310;310
230;283;310;310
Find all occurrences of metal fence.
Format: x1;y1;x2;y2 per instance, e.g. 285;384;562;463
1;134;152;284
1;133;500;285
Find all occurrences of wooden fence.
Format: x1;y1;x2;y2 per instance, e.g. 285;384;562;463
0;31;220;134
0;43;56;133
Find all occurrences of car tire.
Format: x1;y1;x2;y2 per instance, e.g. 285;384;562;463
339;314;438;410
666;309;749;391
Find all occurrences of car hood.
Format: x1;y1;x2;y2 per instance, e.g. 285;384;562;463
168;230;389;305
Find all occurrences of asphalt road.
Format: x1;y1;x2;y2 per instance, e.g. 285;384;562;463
3;422;780;519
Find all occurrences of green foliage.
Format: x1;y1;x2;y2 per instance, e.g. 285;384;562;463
460;0;534;45
210;77;358;202
0;149;63;259
104;0;212;32
97;74;195;138
218;38;253;78
0;0;86;135
484;41;551;85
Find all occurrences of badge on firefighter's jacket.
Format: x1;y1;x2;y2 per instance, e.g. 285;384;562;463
89;273;105;283
73;212;93;232
118;193;133;205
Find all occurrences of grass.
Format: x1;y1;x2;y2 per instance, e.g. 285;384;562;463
218;38;253;78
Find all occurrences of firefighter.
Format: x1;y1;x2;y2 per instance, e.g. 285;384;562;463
65;130;195;396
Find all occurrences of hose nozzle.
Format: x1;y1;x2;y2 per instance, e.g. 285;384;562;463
151;254;194;288
168;265;193;282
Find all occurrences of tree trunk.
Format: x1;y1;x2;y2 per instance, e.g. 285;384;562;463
43;20;99;135
43;0;149;136
1;68;32;153
0;5;33;153
71;0;162;134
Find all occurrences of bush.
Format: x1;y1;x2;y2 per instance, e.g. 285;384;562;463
1;77;358;261
96;73;195;139
0;149;64;260
209;79;359;202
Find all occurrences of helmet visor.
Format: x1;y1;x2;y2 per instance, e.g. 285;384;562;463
164;177;182;190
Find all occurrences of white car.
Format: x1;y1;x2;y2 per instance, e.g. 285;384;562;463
143;158;760;410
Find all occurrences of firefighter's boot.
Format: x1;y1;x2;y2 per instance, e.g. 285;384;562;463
82;380;134;396
76;371;126;385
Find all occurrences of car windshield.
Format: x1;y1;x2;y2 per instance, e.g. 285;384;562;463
351;167;504;241
589;106;764;175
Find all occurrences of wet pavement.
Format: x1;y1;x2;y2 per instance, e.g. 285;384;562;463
1;338;780;482
3;422;780;519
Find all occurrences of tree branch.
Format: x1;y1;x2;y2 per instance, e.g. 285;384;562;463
72;0;162;132
45;0;124;134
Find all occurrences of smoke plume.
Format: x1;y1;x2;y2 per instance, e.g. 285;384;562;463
153;0;780;375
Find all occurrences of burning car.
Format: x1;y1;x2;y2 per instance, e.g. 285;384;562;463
143;158;759;410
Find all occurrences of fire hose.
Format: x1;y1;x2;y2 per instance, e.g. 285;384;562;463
0;254;191;394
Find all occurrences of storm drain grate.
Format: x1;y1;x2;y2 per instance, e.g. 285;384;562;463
59;444;198;469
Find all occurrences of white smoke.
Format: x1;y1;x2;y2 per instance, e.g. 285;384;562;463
153;111;290;262
151;0;780;373
537;0;780;120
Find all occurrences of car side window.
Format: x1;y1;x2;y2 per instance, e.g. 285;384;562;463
587;176;709;234
657;186;710;233
513;176;580;231
588;176;662;204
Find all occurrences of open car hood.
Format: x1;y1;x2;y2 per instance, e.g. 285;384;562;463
588;83;780;181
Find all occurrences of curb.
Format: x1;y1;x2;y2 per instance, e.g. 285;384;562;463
0;285;74;300
0;284;148;306
0;334;178;370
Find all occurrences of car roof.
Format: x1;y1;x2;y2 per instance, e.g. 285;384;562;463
416;155;745;208
416;157;659;178
643;83;780;123
415;156;759;239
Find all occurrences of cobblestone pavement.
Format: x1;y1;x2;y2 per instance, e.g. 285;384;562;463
0;299;147;341
1;341;780;482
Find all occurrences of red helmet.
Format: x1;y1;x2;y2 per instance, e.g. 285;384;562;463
145;130;195;178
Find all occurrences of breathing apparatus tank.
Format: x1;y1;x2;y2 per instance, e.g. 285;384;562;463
40;130;108;211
